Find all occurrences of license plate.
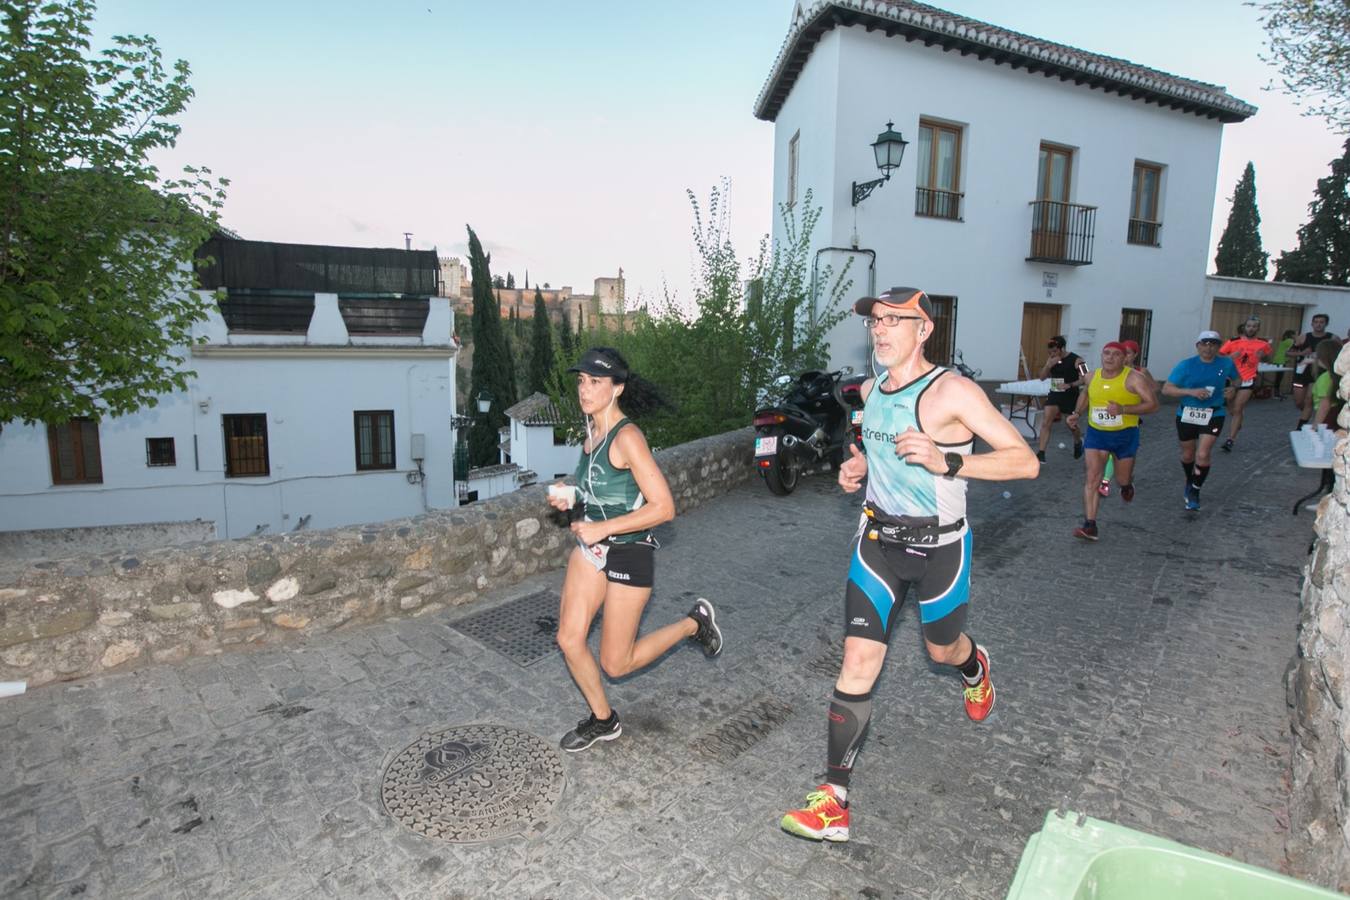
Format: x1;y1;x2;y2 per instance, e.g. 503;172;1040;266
754;436;778;456
850;410;863;425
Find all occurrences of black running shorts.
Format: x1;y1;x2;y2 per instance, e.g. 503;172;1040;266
844;529;970;647
601;542;654;588
1175;415;1225;441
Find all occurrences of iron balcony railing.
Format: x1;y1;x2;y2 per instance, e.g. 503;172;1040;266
915;187;963;221
1127;218;1162;247
1027;200;1097;266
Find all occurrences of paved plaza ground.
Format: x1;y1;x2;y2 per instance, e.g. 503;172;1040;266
0;398;1324;898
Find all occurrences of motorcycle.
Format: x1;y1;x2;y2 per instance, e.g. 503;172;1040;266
953;349;982;381
752;367;867;495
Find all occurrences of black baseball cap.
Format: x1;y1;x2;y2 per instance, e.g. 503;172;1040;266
567;348;627;381
854;286;934;322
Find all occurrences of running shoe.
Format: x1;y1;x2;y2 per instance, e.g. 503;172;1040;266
1184;485;1201;511
780;785;850;842
1120;483;1135;503
559;711;621;752
1073;440;1083;459
688;598;723;657
1097;480;1110;497
1073;523;1099;542
963;644;995;722
1036;450;1046;463
1221;439;1234;453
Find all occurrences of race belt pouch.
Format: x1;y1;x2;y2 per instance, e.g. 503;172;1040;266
863;502;964;546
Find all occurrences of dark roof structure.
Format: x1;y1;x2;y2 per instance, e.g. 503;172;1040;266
504;392;573;428
754;0;1257;124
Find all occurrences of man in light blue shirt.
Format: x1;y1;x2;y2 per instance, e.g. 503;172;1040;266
1161;330;1239;511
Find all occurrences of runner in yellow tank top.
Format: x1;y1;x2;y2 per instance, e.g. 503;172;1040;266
1066;342;1158;541
1086;368;1141;430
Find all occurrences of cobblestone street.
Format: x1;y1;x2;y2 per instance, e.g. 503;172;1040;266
0;399;1321;898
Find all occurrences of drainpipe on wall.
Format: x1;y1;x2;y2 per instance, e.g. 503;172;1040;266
811;246;876;371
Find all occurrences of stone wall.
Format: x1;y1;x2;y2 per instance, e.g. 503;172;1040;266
0;428;755;690
1288;349;1350;891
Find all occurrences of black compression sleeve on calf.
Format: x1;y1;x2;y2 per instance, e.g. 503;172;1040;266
1191;464;1211;488
1181;461;1194;481
827;688;872;791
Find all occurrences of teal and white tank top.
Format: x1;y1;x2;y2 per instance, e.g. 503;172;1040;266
861;368;972;546
573;417;651;544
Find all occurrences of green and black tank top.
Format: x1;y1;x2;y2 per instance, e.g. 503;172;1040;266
573;417;653;545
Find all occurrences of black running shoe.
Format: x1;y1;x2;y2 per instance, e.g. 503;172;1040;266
688;598;723;657
1036;450;1046;463
560;711;621;752
1221;438;1234;453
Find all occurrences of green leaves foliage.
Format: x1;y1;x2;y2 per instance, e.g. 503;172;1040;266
0;0;227;426
547;183;851;449
1275;138;1350;286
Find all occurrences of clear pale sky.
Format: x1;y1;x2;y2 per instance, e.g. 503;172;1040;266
92;0;1345;304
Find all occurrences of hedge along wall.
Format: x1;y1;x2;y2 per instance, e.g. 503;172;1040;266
0;429;755;690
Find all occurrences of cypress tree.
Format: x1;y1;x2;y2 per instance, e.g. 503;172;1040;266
528;288;553;394
558;306;575;359
1275;138;1350;286
1214;162;1269;278
466;226;518;467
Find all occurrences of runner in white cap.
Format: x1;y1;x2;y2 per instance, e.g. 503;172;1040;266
1161;331;1239;510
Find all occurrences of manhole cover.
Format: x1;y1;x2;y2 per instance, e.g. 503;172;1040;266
452;590;598;667
381;724;565;843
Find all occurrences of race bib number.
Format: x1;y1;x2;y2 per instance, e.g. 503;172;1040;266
1090;406;1122;428
850;409;864;426
577;537;609;571
1050;378;1066;392
1180;406;1213;425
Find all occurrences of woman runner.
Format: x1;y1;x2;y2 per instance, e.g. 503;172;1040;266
547;347;723;752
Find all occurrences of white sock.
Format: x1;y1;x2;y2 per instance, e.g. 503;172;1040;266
828;783;848;804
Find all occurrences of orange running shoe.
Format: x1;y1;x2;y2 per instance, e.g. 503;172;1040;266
780;784;850;842
963;644;996;722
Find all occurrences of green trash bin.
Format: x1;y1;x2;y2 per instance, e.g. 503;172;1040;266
1007;809;1342;900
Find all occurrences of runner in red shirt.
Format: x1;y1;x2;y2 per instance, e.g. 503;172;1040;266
1217;317;1272;452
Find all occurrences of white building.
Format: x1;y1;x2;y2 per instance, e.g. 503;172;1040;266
504;393;582;483
757;0;1257;380
0;239;462;548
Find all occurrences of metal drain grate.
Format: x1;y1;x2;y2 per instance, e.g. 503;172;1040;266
381;724;565;843
691;696;795;763
452;589;580;667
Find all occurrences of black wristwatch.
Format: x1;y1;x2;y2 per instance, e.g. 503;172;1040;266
943;452;964;478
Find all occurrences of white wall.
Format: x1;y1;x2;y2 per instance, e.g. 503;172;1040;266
1205;276;1350;336
509;418;581;483
771;25;1230;381
0;292;458;541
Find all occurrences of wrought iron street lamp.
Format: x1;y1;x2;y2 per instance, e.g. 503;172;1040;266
475;390;493;414
851;121;909;207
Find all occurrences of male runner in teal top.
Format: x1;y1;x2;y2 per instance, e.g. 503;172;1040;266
780;287;1039;843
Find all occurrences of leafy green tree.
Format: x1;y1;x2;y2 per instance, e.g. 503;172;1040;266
505;271;515;289
528;288;553;395
466;225;517;466
1214;162;1268;278
1254;0;1350;130
544;184;850;449
1275;138;1350;285
0;0;227;427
